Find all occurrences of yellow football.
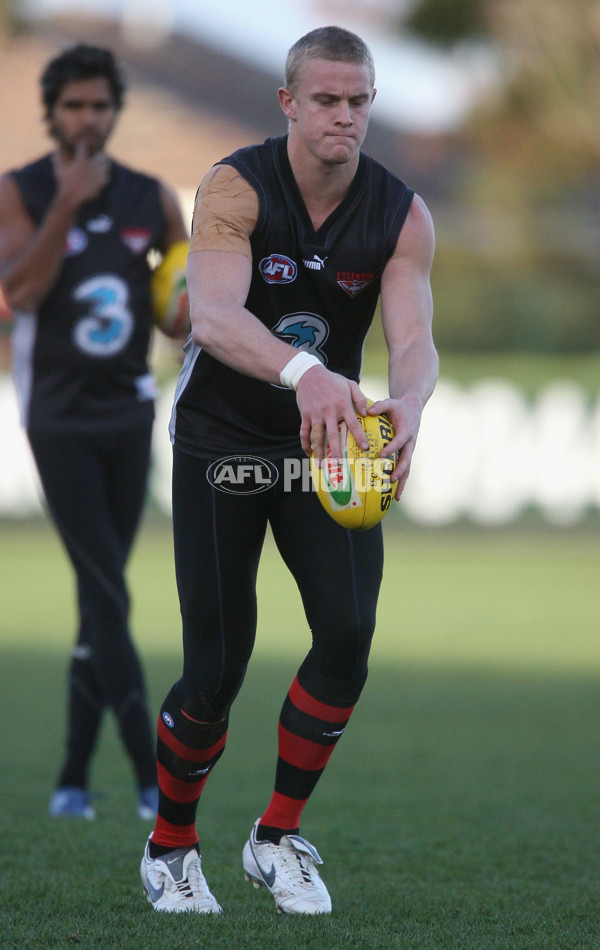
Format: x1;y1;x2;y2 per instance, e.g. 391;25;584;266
310;403;396;530
151;240;190;339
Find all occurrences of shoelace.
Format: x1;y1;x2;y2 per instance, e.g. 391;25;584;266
175;878;194;898
186;858;214;899
273;844;318;890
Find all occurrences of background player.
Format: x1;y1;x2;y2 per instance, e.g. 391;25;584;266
140;25;438;914
0;44;189;820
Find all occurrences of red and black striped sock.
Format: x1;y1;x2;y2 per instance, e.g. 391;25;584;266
258;673;356;842
150;688;228;853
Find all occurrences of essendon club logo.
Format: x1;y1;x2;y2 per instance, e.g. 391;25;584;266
337;271;374;297
120;228;152;254
259;254;297;284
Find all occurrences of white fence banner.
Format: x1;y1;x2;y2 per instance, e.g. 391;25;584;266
1;373;598;526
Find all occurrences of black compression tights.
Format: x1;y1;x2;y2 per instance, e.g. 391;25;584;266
28;425;156;789
170;447;384;720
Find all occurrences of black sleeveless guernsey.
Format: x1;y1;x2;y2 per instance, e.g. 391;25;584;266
11;154;167;433
171;135;413;459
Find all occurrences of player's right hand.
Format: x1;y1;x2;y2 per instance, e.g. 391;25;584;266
54;143;110;207
296;364;369;461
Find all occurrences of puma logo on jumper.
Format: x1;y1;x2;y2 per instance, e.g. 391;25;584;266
303;254;327;271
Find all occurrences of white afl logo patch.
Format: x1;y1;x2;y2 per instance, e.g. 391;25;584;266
259;254;297;284
162;712;175;728
64;227;88;256
207;456;279;494
87;214;113;234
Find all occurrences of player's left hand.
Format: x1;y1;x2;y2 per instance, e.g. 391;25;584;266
368;395;424;500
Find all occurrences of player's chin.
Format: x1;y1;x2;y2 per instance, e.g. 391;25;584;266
322;140;358;164
77;133;105;154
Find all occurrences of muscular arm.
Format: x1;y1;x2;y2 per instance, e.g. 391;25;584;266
188;164;369;458
370;193;439;499
188;165;300;380
0;144;109;312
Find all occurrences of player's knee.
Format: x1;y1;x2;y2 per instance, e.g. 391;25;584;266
300;648;370;705
171;682;225;722
309;619;374;685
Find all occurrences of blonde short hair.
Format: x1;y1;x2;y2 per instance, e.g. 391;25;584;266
285;26;375;95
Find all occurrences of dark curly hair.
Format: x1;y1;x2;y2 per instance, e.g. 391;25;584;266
40;44;126;117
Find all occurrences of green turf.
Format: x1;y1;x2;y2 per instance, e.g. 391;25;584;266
1;518;599;948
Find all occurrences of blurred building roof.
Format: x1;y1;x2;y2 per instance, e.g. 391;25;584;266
3;16;464;199
0;27;259;192
24;0;498;135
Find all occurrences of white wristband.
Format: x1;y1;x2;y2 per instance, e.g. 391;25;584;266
279;351;322;390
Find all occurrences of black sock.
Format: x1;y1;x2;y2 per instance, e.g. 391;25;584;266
148;840;199;860
256;823;299;845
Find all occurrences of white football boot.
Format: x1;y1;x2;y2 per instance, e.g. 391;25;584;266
242;819;332;914
141;838;221;913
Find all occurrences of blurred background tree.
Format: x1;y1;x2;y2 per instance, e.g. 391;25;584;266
401;0;600;354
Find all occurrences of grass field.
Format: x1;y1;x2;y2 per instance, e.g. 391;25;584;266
1;517;599;949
